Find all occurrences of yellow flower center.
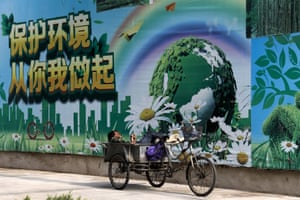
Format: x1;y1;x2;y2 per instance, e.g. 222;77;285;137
214;145;221;151
286;142;292;148
237;135;244;141
194;104;200;110
237;152;248;165
140;108;155;121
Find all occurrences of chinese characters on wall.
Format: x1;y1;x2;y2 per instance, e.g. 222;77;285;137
8;11;116;103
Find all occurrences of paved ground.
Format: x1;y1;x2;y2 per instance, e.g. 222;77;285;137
1;168;300;200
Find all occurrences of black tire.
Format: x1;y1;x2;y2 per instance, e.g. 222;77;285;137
27;122;38;139
186;156;216;196
146;165;167;187
108;154;129;190
43;121;54;140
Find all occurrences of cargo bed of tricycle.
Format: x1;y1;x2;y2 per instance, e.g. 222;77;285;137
102;142;169;190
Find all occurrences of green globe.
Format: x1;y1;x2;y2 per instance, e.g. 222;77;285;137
149;37;237;132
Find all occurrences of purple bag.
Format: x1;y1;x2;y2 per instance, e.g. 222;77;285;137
145;142;165;161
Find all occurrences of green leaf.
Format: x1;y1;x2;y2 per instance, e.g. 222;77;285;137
267;65;282;79
278;95;284;105
284;67;300;79
295;80;300;89
292;34;300;50
101;44;109;54
263;92;275;109
1;14;8;24
8;13;14;23
256;70;265;76
1;14;13;36
256;77;266;87
288;47;298;65
266;49;277;63
93;20;103;24
279;49;285;68
252;85;258;90
274;34;289;45
255;55;269;67
99;33;107;44
264;37;274;48
252;88;265;106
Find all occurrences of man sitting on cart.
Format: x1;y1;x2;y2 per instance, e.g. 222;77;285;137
107;130;124;143
108;130;137;144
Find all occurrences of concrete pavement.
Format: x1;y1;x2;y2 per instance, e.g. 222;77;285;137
0;168;300;200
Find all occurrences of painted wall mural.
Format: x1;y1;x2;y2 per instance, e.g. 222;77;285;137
0;0;254;168
252;33;300;170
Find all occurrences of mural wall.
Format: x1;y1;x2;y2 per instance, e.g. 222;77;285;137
252;33;300;170
0;0;253;168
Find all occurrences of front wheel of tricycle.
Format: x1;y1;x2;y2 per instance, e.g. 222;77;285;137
186;156;216;196
108;153;129;190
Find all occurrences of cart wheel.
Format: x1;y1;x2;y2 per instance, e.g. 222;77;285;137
27;122;38;139
108;153;129;190
146;164;167;187
186;156;216;196
43;121;54;140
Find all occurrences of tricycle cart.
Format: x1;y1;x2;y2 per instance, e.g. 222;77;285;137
102;136;216;197
102;142;168;189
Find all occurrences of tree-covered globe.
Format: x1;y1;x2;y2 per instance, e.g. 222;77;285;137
149;37;237;132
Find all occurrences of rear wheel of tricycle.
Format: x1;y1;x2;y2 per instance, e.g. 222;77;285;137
146;163;167;187
108;153;129;190
186;156;216;196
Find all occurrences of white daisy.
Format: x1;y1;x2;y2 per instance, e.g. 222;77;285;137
44;144;53;152
280;141;298;153
85;138;101;153
180;108;201;125
215;118;251;143
179;89;214;126
227;141;251;166
168;123;183;135
38;145;45;152
189;91;207;112
11;133;21;142
230;129;251;143
218;121;232;133
125;95;175;134
59;136;69;148
208;140;227;152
